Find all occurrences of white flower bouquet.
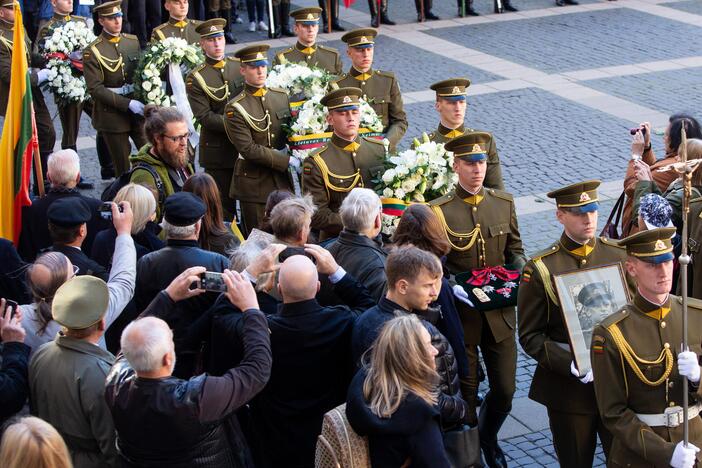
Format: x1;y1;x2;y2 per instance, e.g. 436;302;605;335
41;21;96;105
134;37;203;107
266;61;335;103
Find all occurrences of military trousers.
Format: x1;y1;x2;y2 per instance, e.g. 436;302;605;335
239;201;266;237
57;101;83;150
204;167;237;222
547;408;612;467
101;127;147;177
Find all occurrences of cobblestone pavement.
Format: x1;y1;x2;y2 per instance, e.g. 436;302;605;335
51;0;702;465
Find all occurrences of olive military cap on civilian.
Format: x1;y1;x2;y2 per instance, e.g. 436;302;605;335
52;276;109;329
321;87;362;111
341;28;377;48
47;198;92;227
196;18;226;38
164;192;207;226
430;78;471;101
445;132;491;162
618;227;676;264
235;44;270;66
290;7;321;24
93;0;123;17
547;180;600;213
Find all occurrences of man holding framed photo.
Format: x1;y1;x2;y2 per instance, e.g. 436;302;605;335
518;180;631;467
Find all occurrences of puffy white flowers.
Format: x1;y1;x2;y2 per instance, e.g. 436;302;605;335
266;62;334;100
42;21;96;105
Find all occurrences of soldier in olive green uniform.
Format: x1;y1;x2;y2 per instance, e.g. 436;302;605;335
273;7;342;75
187;19;243;221
420;78;504;190
301;87;386;240
150;0;202;43
332;28;407;153
83;1;146;177
428;132;526;468
518;180;633;467
592;228;702;468
686;197;702;300
223;44;293;235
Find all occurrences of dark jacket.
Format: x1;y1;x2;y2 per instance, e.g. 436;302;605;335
346;369;450;468
91;222;164;269
250;273;376;468
51;244;109;281
0;238;30;304
326;230;388;302
434;278;469;380
17;187;109;262
0;341;30;426
105;291;272;468
352;297;468;429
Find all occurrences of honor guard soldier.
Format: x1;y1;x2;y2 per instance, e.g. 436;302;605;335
0;0;56;189
273;7;342;75
301;87;386;240
332;28;407;153
187;19;243;221
151;0;202;43
428;131;526;468
518;180;632;467
83;1;146;177
422;78;504;190
592;228;702;468
224;44;293;235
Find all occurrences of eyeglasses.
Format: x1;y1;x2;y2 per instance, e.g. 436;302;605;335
162;132;191;143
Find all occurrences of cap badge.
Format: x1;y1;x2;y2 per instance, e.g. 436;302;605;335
111;6;118;13
360;36;367;42
654;239;666;251
307;13;314;19
210;25;217;31
342;96;352;103
452;86;460;94
579;192;591;202
472;143;482;153
256;52;264;59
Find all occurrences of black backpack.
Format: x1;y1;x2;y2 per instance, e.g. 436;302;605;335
101;163;166;204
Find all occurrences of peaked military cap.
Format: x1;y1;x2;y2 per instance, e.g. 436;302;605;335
164;192;206;227
321;87;362;111
445;131;491;162
341;28;377;48
94;0;123;17
577;282;611;307
547;180;600;213
196;18;226;38
430;78;471;101
52;276;109;329
618;227;676;264
47;197;92;227
290;7;321;24
0;0;15;8
235;44;270;66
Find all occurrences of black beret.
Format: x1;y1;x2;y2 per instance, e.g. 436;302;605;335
164;192;206;227
47;197;92;227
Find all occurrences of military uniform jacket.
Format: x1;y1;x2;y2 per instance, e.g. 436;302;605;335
150;18;202;43
429;184;526;344
36;13;87;52
332;67;407;152
302;133;386;238
224;84;292;203
83;31;141;133
0;20;40;117
187;56;243;169
273;42;342;75
685;197;702;300
591;293;702;467
518;233;631;414
424;123;504;190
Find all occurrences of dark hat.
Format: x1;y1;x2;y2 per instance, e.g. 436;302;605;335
546;180;600;214
445;131;491;162
196;18;226;38
640;193;674;230
430;78;471;101
164;192;206;227
52;276;109;329
341;28;377;48
618;227;676;264
235;44;270;66
321;87;362;111
290;7;321;24
47;198;92;227
93;0;123;17
577;282;611;307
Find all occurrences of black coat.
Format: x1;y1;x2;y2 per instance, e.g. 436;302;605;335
0;238;30;304
51;243;109;281
249;273;375;468
91;222;164;269
105;291;272;468
326;230;388;302
346;369;450;468
0;341;30;427
17;188;109;262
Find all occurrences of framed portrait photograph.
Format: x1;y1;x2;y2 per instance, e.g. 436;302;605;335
553;263;631;374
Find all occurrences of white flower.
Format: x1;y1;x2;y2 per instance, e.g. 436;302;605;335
382;188;394;198
381;168;396;183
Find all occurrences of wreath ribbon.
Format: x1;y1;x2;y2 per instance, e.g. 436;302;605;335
466;266;519;286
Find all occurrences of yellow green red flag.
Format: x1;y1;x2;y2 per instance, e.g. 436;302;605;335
0;2;39;244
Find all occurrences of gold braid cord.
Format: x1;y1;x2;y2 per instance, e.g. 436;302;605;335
90;45;123;73
533;259;559;305
192;69;229;102
310;154;362;197
607;322;673;386
231;102;271;133
431;205;486;265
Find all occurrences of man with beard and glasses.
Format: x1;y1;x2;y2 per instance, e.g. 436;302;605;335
129;106;195;221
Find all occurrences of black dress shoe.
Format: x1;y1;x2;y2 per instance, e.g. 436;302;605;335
331;23;345;31
224;32;237;44
555;0;565;5
503;2;518;11
564;0;579;3
425;11;440;19
101;168;115;180
380;14;396;25
460;7;479;16
77;178;94;190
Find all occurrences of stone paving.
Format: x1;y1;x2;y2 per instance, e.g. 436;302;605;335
45;0;702;465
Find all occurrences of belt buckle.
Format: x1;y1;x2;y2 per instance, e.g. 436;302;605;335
665;406;683;427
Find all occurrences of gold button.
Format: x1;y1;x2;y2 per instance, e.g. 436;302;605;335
669;381;675;388
361;81;366;85
262;97;266;101
307;56;311;60
670;401;676;407
271;133;275;137
581;259;587;265
664;342;670;348
552;247;556;250
472;207;477;212
479;255;483;260
499;230;503;235
352;152;356;157
266;110;269;114
661;322;667;329
475;223;481;228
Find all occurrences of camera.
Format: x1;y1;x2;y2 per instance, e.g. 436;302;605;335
5;299;18;319
629;127;647;136
199;271;227;292
99;202;124;220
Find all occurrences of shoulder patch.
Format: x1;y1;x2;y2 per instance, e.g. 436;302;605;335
487;188;514;202
591;334;606;354
531;242;560;261
599;236;625;249
428;193;454;206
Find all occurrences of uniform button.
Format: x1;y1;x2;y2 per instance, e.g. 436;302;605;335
266;110;269;114
661;322;667;329
552;246;556;250
472;207;477;212
262;97;266;102
475;223;481;228
352;152;356;157
479;255;483;260
361;81;366;85
670;401;676;407
581;259;587;265
271;133;275;137
306;56;311;60
499;230;503;235
669;381;675;388
664;342;670;348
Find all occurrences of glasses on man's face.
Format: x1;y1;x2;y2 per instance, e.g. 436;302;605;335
162;132;191;143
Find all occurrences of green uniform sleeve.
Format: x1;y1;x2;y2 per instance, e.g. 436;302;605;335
301;156;342;234
187;73;226;134
384;77;407;153
484;135;505;190
83;46;132;113
505;203;527;270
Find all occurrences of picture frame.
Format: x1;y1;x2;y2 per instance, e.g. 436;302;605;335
553;263;630;375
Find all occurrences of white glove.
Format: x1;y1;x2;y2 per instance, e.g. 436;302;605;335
570;361;594;384
37;68;50;84
678;350;701;383
128;100;145;115
670;441;700;468
452;285;474;307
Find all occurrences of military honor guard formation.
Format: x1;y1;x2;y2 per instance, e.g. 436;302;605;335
3;0;702;467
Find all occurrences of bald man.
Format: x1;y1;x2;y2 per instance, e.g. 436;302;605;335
249;245;376;468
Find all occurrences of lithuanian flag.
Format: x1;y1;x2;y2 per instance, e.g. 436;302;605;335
0;2;40;245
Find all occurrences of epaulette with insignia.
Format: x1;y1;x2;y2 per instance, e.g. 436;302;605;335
123;33;139;40
280;47;293;55
375;69;395;79
675;296;702;311
308;146;327;158
599;307;629;328
152;23;166;32
486;188;514;203
87;36;102;48
268;87;287;94
599;236;625;249
428;193;453;206
191;62;206;73
318;45;339;54
192;19;203;26
531;242;560;261
226;56;239;62
362;136;385;146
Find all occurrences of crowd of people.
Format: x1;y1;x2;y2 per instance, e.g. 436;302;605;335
2;1;702;468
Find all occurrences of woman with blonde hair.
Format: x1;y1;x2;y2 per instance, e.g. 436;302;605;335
346;314;450;467
0;417;72;468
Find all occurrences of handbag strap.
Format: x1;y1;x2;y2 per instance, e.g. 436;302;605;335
606;191;626;227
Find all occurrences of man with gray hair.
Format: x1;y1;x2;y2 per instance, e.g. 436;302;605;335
270;195;317;247
327;188;388;301
18;149;108;262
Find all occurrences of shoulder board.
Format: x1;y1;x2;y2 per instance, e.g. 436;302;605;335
374;69;395;78
231;91;246;102
531;242;560;261
599;236;625;249
226;56;239;62
691;196;702;205
318;44;339;54
674;296;702;311
485;188;514;202
191;62;206;73
71;15;87;22
362;136;385;146
280;47;294;54
191;19;203;26
428;193;454;206
600;307;629;328
87;36;102;48
309;145;327;158
152;23;166;32
122;33;139;40
268;87;287;94
427;132;436;139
